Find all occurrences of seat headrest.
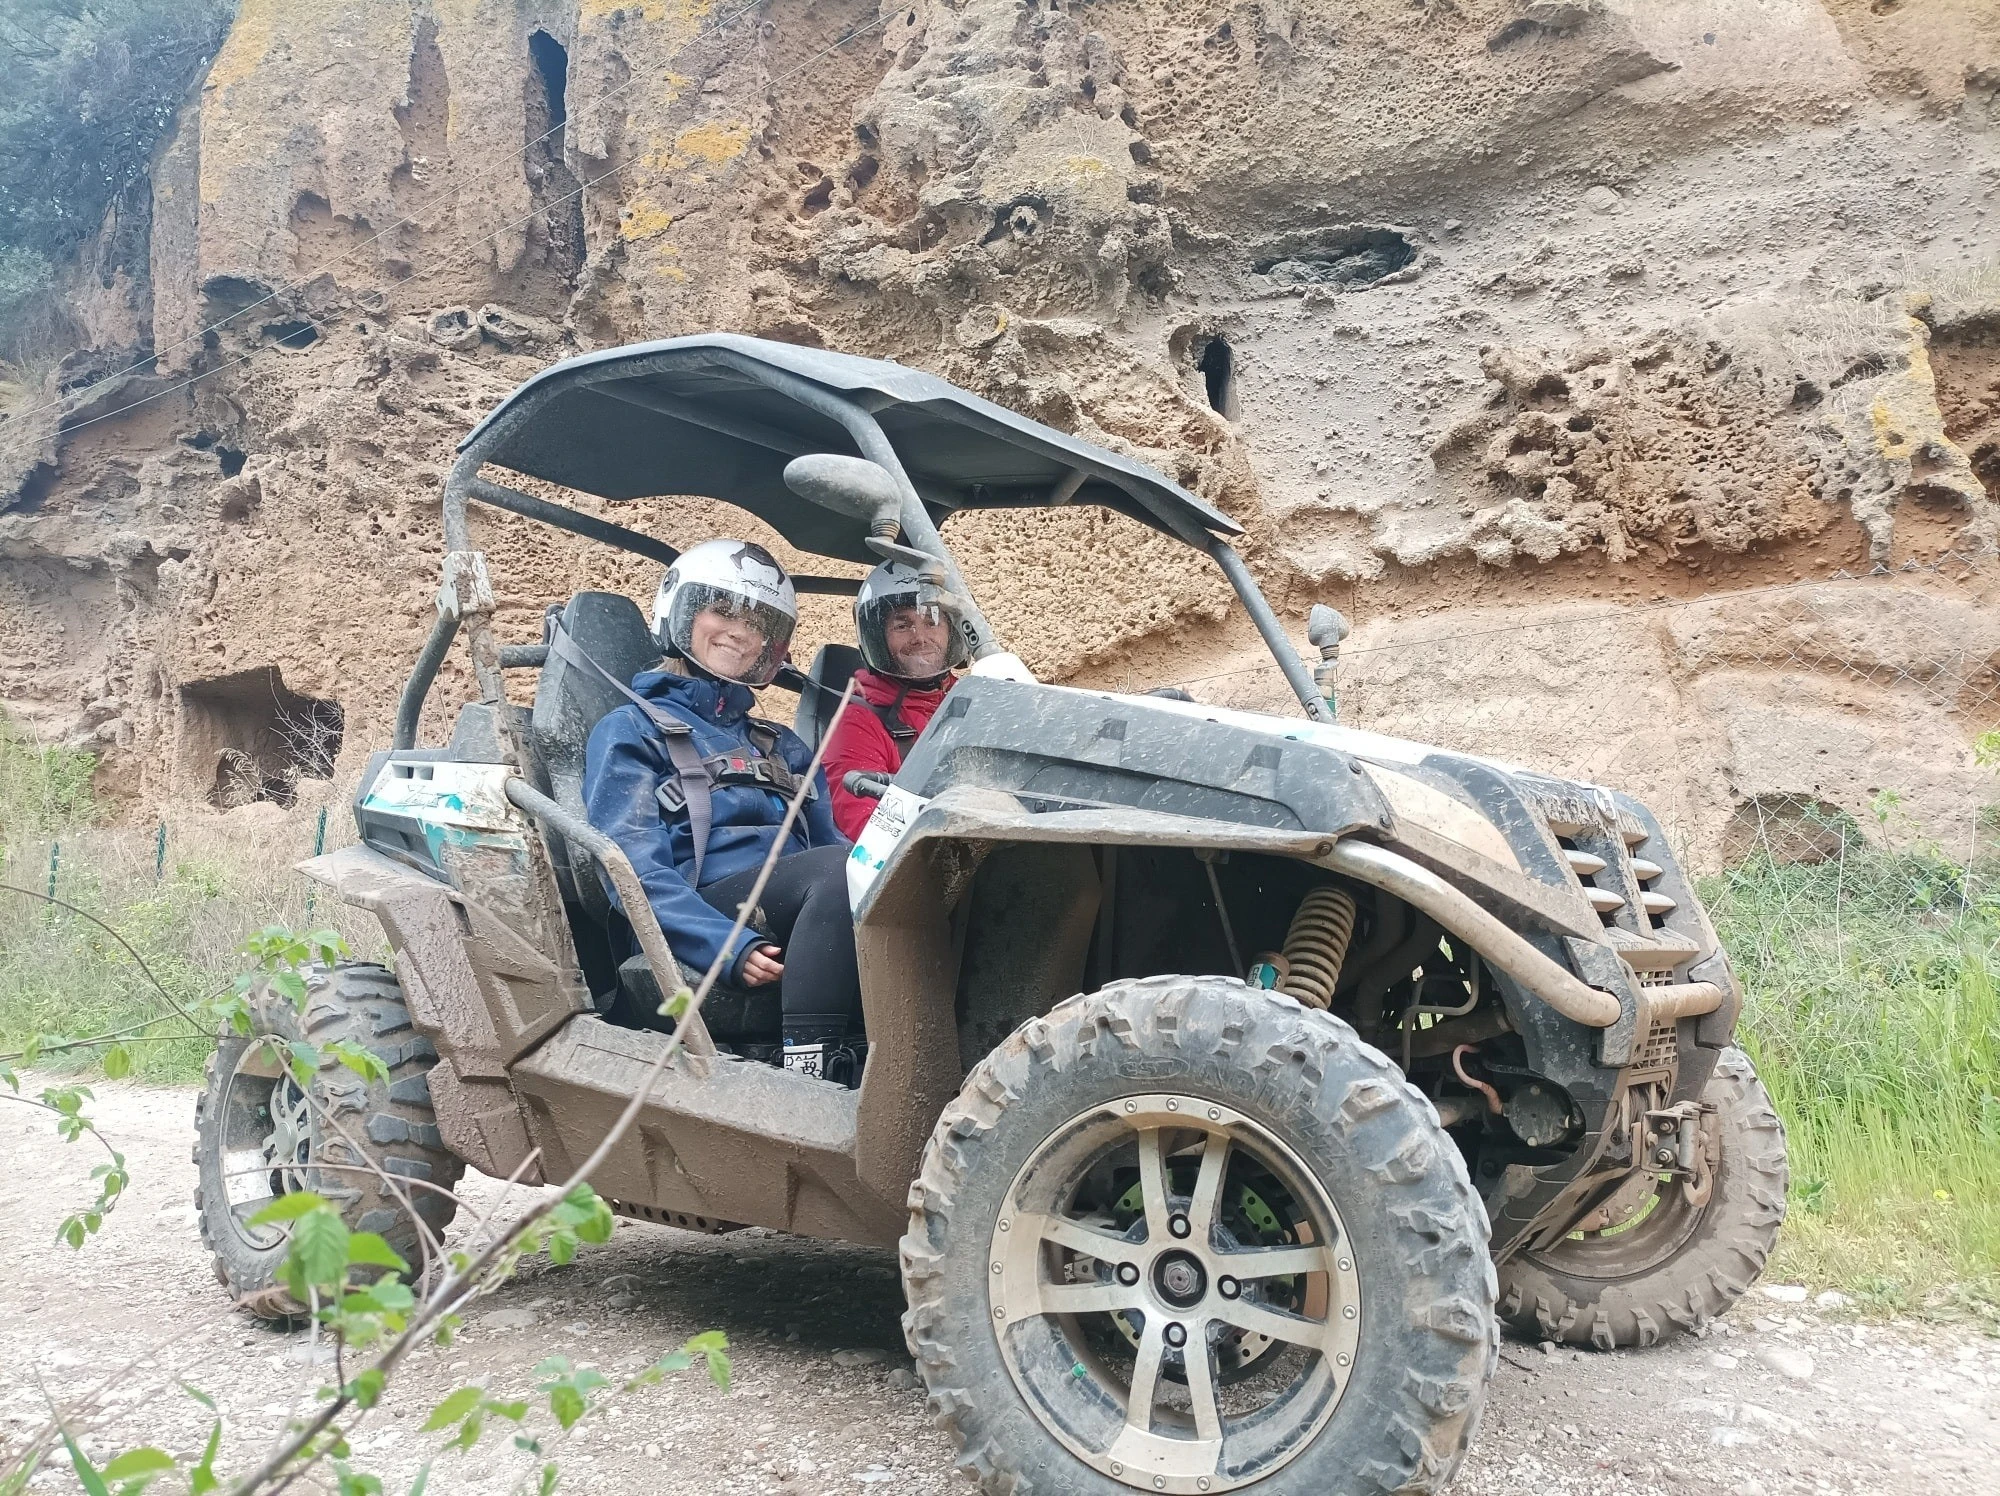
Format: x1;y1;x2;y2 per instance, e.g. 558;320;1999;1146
796;643;864;750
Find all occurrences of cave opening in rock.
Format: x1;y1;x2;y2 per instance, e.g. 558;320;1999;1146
216;446;247;477
526;30;585;283
530;29;569;132
261;320;319;350
1198;336;1236;417
179;667;344;810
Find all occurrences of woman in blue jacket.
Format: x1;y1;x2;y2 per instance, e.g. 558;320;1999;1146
582;539;856;1069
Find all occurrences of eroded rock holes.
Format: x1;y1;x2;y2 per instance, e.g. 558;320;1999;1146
1253;229;1416;289
1199;336;1236;417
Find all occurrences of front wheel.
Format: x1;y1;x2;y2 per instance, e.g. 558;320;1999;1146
901;975;1497;1495
1496;1047;1788;1348
193;961;463;1319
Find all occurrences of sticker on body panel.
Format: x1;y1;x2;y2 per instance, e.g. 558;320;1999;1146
848;785;927;910
362;761;524;835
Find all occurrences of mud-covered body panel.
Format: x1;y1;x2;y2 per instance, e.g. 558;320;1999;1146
858;678;1736;1256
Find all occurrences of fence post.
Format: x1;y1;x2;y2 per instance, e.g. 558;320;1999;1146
304;806;328;922
154;821;167;881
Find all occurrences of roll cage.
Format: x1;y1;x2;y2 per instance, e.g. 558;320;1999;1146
393;333;1330;749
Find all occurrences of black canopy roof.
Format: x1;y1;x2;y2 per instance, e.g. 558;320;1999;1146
457;333;1240;566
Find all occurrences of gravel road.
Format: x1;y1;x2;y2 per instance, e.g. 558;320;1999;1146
3;1081;1994;1496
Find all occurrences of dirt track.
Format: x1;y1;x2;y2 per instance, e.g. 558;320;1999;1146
3;1081;1995;1496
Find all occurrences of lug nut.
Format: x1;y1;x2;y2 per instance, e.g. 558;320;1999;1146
1117;1262;1140;1286
1164;1322;1187;1348
1654;1146;1676;1165
1169;1214;1191;1239
1219;1276;1240;1299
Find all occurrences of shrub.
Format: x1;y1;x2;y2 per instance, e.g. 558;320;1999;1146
0;1;235;338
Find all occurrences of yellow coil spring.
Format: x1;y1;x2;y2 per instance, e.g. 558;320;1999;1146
1278;885;1358;1010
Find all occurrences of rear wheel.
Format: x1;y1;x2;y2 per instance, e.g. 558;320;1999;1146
193;962;462;1319
1496;1047;1788;1348
902;975;1496;1495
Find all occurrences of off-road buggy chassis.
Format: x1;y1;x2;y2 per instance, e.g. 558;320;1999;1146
195;334;1785;1495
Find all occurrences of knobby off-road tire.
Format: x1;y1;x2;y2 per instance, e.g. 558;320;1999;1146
901;975;1498;1496
1497;1047;1787;1349
193;961;463;1319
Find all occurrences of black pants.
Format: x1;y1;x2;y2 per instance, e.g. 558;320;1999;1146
700;843;862;1037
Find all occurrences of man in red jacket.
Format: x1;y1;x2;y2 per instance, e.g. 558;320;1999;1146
824;559;969;839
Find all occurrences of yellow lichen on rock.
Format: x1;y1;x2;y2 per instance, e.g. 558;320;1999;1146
672;121;751;167
203;0;277;96
580;0;714;22
620;204;676;241
1868;316;1985;507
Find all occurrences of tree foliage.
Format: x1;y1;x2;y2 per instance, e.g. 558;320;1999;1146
0;1;236;319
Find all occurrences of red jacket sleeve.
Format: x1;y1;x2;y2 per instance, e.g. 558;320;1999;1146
823;707;898;842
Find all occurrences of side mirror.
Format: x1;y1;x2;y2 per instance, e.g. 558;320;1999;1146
783;454;903;541
1307;604;1350;657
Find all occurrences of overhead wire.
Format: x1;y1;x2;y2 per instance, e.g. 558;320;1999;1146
0;0;777;435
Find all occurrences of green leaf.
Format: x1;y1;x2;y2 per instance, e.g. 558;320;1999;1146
452;1411;485;1453
1;1061;16;1091
57;1215;86;1249
248;1190;328;1226
180;1383;217;1412
547;1231;577;1267
538;1463;559;1496
99;1450;173;1483
704;1347;732;1392
101;1044;132;1081
546;1384;585;1431
420;1387;481;1433
345;1233;409;1272
289;1207;350;1288
59;1432;111;1496
662;987;693;1020
485;1400;527;1423
328;1041;390;1084
285;1040;320;1085
272;971;309;1009
334;1465;383;1496
189;1421;221;1496
682;1330;728;1354
346;1369;386;1409
407;1464;430;1496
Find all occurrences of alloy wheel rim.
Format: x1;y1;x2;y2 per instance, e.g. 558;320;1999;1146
988;1094;1363;1493
218;1055;313;1250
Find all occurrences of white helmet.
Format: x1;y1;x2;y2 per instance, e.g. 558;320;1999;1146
652;539;797;687
854;559;968;682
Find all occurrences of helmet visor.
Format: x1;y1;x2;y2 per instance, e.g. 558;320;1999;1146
664;583;795;686
857;587;969;679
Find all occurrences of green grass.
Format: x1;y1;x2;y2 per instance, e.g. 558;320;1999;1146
1;713;378;1084
1708;835;2000;1324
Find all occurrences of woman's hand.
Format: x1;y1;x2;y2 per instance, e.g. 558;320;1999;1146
740;944;785;986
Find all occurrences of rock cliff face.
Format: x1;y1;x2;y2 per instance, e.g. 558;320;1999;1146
1;0;1995;862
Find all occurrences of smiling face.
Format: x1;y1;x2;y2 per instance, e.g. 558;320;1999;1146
882;603;952;679
690;603;776;682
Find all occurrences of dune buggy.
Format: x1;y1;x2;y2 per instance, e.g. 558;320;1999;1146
194;334;1785;1495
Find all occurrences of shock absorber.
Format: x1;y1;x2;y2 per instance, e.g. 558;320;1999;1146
1274;885;1358;1010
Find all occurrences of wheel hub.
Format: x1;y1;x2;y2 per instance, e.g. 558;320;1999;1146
989;1093;1363;1494
1154;1251;1207;1308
